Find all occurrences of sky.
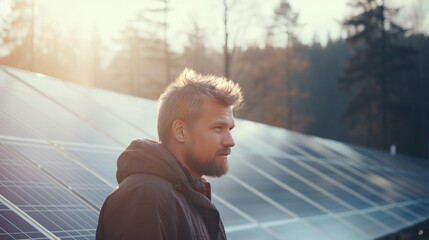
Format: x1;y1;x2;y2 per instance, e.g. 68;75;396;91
78;0;426;52
1;0;428;52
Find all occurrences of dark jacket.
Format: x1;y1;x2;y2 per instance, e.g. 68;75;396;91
96;139;227;240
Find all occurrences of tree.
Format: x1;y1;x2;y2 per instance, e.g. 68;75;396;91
267;0;300;48
407;0;429;35
233;45;307;130
182;22;222;75
293;39;350;141
222;0;231;78
143;0;172;84
266;0;301;129
339;0;417;151
0;1;100;85
0;0;33;69
219;0;260;78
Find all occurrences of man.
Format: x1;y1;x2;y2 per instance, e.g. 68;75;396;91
96;69;243;240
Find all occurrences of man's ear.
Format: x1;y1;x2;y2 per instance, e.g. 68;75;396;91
172;120;186;143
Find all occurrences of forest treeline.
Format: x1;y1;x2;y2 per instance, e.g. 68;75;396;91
0;0;428;159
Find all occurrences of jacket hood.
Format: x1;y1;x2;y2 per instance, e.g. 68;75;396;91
116;139;188;185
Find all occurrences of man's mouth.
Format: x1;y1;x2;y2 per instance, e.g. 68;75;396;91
217;149;231;157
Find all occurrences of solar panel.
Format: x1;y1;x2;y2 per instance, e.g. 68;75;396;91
0;71;119;146
0;201;49;240
1;65;428;240
4;142;114;208
6;68;157;141
0;143;99;239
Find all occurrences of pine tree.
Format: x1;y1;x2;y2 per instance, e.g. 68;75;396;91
339;0;417;150
267;0;301;130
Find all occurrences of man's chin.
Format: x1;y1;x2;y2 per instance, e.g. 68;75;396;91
187;156;229;178
208;159;229;177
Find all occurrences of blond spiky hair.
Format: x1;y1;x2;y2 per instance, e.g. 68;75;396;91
157;68;243;143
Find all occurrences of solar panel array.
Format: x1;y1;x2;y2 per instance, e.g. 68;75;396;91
0;66;428;240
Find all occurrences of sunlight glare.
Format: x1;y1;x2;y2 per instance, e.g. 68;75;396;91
40;0;136;40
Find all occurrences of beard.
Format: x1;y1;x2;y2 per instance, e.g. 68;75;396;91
185;148;230;177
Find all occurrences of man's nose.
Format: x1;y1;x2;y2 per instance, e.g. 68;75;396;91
223;131;235;148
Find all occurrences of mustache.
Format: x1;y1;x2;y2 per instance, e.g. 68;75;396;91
217;148;231;156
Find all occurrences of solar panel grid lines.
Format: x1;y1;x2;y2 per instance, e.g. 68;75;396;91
220;173;353;239
0;86;116;146
211;193;290;240
0;90;65;144
3;69;126;148
382;202;425;224
312;139;370;166
211;176;292;222
292;137;427;177
226;173;297;218
355;146;418;169
361;167;423;201
3;141;115;209
228;154;327;217
265;219;333;240
0;71;34;95
265;155;416;231
336;201;419;225
7;67;157;142
277;157;377;208
292;138;346;161
300;158;400;206
409;201;429;217
0;111;41;141
339;213;391;238
306;215;369;240
51;141;123;154
0;189;99;238
66;84;158;140
232;120;289;158
391;170;429;196
334;164;410;203
279;140;427;205
0;196;54;240
52;146;117;190
231;155;391;238
0;144;98;239
353;158;426;179
384;175;427;201
226;215;335;240
273;156;416;226
233;155;332;215
253;155;357;212
57;146;120;184
307;164;429;225
360;153;429;179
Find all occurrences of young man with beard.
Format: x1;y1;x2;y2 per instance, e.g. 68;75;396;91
96;69;243;240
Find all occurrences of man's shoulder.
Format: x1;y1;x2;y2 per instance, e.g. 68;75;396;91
112;173;180;204
98;173;185;230
123;173;172;188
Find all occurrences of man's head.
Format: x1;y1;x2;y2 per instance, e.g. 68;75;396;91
158;69;243;178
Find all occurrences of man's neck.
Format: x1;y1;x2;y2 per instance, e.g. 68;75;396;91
163;141;202;179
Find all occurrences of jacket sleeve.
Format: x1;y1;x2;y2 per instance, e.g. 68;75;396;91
98;202;177;240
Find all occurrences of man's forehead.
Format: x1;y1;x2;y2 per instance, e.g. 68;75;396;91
196;100;232;120
201;101;233;114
